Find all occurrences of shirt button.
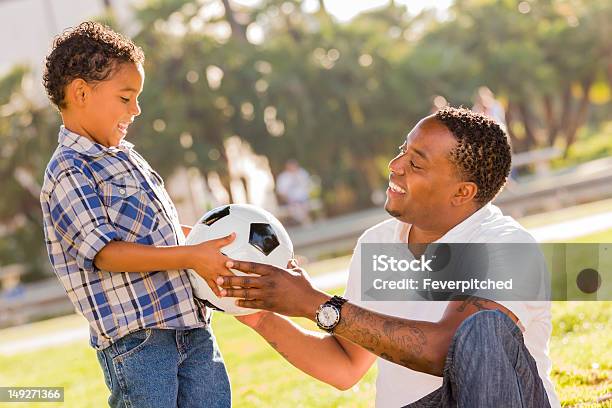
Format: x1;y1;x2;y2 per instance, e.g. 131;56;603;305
119;188;126;195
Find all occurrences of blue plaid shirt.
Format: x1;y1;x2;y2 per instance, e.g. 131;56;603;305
40;127;206;349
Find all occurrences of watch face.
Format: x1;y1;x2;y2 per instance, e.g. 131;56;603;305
318;305;339;328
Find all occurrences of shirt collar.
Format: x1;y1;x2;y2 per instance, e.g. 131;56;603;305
436;203;496;243
396;203;496;243
58;126;134;157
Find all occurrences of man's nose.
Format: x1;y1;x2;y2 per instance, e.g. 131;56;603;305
388;155;405;176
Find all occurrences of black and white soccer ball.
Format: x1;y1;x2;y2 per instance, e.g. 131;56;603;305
186;204;294;315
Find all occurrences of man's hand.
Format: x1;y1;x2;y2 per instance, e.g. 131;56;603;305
186;233;236;297
218;259;330;319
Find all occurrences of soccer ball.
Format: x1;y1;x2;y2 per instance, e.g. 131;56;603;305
186;204;294;315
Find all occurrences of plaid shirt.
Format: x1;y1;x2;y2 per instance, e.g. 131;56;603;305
40;126;206;349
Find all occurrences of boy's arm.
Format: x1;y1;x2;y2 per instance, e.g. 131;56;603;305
94;235;235;296
238;312;376;390
47;166;233;295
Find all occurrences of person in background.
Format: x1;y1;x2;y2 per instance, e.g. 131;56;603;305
472;86;507;131
276;159;312;225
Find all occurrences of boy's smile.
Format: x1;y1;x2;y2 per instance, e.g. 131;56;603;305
62;62;144;147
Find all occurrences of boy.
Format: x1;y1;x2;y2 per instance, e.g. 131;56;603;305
40;21;233;407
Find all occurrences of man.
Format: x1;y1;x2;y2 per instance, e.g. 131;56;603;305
218;107;559;407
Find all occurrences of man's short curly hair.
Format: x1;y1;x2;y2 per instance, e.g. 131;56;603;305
434;106;511;204
43;21;144;109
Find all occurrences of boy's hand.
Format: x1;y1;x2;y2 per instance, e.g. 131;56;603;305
188;233;236;296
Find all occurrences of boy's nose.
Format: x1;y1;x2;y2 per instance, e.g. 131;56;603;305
131;101;141;117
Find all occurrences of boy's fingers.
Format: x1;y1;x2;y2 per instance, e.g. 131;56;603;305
287;259;298;268
220;266;236;276
215;232;236;247
205;278;221;297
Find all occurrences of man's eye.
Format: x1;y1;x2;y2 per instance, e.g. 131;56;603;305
410;161;421;170
398;144;407;154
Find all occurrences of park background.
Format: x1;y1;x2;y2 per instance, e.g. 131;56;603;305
0;0;610;406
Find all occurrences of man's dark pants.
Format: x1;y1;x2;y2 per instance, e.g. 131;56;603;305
406;310;551;408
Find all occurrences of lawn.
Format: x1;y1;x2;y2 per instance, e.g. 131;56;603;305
0;299;610;407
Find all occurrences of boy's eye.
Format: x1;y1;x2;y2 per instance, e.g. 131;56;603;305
120;97;130;103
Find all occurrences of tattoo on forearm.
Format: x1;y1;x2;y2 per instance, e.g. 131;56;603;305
335;304;428;369
268;341;289;359
456;297;495;313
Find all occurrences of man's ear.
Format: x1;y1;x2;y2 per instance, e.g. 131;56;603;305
451;181;478;206
66;78;90;107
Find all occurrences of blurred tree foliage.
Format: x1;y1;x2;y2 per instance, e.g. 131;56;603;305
0;67;60;280
0;0;610;279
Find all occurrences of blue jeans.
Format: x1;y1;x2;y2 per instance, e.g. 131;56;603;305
96;326;231;408
406;310;551;408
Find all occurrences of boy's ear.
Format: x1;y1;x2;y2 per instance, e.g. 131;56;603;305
66;78;90;108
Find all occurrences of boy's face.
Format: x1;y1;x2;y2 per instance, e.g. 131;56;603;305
74;62;144;147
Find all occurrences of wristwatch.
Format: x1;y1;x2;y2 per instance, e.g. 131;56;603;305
315;295;348;333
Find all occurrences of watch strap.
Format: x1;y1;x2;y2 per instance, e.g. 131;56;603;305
328;295;348;309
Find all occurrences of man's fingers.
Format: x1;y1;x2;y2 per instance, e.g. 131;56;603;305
286;258;298;268
216;275;261;289
226;260;271;276
235;299;265;309
221;288;264;299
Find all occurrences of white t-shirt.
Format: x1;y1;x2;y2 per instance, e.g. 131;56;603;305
344;203;560;407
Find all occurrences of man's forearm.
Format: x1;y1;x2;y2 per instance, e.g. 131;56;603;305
333;303;447;376
94;241;191;273
252;312;369;389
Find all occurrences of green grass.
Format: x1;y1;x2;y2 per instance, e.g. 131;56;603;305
550;302;612;407
0;301;609;407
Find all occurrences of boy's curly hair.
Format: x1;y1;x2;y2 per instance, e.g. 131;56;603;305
43;21;144;109
435;106;511;204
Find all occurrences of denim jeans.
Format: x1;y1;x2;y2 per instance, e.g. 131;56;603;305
96;326;231;408
405;310;551;408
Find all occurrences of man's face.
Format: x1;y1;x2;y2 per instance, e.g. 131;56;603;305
81;62;144;147
384;117;464;225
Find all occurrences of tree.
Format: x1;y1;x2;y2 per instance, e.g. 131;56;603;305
0;67;59;280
